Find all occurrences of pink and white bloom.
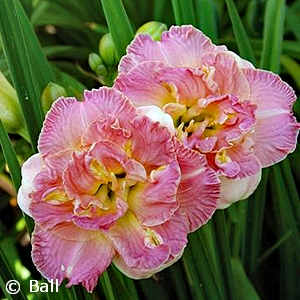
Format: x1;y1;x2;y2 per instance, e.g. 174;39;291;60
17;87;219;291
115;25;300;209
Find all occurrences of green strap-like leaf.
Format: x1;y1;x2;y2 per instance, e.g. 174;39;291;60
101;0;134;59
231;258;261;300
224;0;256;64
195;0;218;42
260;0;286;72
0;238;28;300
281;54;300;90
0;0;55;151
171;0;196;26
213;211;238;300
0;119;21;190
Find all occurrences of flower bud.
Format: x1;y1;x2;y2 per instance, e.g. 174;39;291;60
88;53;108;77
0;71;27;137
99;33;118;67
88;53;103;72
42;82;67;113
136;21;167;41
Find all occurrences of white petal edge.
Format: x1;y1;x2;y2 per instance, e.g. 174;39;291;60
217;170;262;209
17;153;43;217
138;106;176;134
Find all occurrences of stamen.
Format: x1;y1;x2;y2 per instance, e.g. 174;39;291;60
44;189;69;204
144;229;163;247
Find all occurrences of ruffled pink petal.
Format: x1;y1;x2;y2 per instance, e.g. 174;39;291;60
218;171;262;209
83;88;138;126
115;61;175;108
128;161;180;226
153;209;188;257
62;141;144;200
82;117;131;148
243;68;297;114
112;255;154;279
27;162;72;229
108;212;170;272
214;158;240;178
89;140;148;182
129;115;176;170
32;223;115;292
242;69;300;166
175;141;220;231
44;149;73;175
38;87;137;157
223;138;262;179
226;51;255;69
72;197;128;230
189;94;257;152
202;52;250;100
119;35;167;74
38;96;87;157
17;154;43;217
112;210;188;279
116;62;211;108
63;151;96;198
250;113;299;167
119;25;227;73
30;202;73;230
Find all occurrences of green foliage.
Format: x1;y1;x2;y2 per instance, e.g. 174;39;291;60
100;0;134;59
0;0;55;151
171;0;197;26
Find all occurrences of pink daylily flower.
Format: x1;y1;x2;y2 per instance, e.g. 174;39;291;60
115;25;300;209
17;87;219;291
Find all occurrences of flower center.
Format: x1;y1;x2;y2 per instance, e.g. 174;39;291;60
62;141;148;230
164;94;256;153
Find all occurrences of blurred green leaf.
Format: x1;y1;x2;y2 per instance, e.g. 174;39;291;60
286;6;300;42
43;46;92;61
224;0;256;64
281;54;300;90
260;0;286;72
101;0;134;59
171;0;196;26
153;0;168;20
213;211;237;300
246;170;269;277
52;67;86;98
0;237;29;300
0;119;21;190
270;163;300;299
231;258;261;300
195;0;218;42
0;0;55;150
108;265;140;300
182;247;205;300
32;0;103;26
99;271;117;300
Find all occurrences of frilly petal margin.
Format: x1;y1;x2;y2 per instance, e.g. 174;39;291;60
17;153;44;217
32;223;115;293
218;171;262;209
108;212;170;273
112;210;189;279
115;61;212;108
38;87;138;158
119;25;227;74
175;140;220;231
129;115;176;169
243;68;300;167
128;160;180;227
